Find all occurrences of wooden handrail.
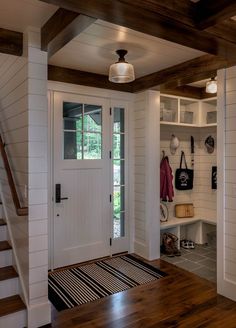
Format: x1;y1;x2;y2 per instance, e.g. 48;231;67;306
0;135;28;216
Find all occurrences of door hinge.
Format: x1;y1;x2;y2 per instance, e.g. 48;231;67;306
110;238;112;246
110;194;112;202
110;107;112;115
109;151;112;159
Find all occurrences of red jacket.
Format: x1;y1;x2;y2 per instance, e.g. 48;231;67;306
160;156;174;202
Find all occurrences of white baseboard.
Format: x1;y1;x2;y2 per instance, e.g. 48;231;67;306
134;240;148;259
27;300;51;328
217;278;236;302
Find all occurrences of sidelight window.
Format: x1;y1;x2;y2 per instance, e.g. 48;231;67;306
113;107;125;238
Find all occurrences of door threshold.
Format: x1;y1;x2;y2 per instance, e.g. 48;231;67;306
49;252;129;273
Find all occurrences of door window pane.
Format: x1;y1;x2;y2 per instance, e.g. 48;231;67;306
84;105;102;132
63;102;102;160
113;134;125;159
64;132;82;159
114;107;125;133
113;160;125;186
83;133;102;159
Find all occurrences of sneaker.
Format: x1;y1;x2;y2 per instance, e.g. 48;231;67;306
181;239;195;249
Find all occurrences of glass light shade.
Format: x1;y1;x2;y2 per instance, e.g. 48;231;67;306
206;79;217;93
109;62;135;83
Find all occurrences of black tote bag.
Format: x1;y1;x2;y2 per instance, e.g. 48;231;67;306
175;151;194;190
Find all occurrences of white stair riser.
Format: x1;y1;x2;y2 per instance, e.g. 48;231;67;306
0;277;19;298
0;205;3;218
0;250;12;268
0;310;26;328
0;226;6;241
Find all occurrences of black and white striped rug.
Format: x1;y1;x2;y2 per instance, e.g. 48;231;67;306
48;254;167;311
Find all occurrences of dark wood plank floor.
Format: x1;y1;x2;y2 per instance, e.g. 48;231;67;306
49;256;236;328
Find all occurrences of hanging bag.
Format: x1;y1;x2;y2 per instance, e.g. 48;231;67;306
175;151;194;190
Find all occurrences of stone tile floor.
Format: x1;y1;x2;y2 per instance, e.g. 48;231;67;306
161;243;216;283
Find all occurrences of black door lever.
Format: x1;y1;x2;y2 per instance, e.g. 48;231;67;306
55;184;68;203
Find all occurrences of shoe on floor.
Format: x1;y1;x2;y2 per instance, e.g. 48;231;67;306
180;239;195;249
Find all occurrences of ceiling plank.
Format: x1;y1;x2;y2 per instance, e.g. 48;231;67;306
0;28;23;56
133;54;232;92
41;8;95;57
40;0;236;61
48;65;134;92
195;0;236;30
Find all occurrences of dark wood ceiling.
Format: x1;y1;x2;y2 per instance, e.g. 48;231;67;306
3;0;236;97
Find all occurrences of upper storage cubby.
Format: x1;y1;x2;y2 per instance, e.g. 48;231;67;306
160;94;217;127
200;98;217;127
180;98;199;125
160;95;178;123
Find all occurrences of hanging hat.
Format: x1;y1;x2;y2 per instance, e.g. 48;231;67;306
205;135;214;153
170;134;180;154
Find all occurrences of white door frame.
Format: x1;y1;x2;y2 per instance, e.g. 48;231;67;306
47;83;134;270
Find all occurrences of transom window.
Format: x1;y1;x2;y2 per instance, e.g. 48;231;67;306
63;102;102;160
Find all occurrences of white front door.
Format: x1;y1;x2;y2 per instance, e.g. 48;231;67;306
53;92;111;268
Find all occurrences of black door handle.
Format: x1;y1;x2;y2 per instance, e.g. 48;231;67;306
55;184;68;203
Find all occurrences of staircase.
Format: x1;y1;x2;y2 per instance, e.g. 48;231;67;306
0;216;27;327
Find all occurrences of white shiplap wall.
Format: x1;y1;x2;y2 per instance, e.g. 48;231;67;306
218;67;236;301
160;125;217;220
0;53;29;302
0;28;50;327
26;28;50;328
134;90;160;260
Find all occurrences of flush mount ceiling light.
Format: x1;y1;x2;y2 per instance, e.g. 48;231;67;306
206;77;217;94
109;49;135;83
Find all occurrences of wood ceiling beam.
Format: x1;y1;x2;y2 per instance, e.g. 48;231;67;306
133;54;232;92
48;52;234;95
207;19;236;44
200;87;216;99
48;64;217;99
161;85;216;99
118;0;195;27
194;0;236;30
40;0;236;61
41;8;95;57
48;65;134;93
113;1;236;45
160;85;203;99
0;28;23;56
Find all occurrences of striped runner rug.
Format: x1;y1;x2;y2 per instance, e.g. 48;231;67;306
48;254;167;311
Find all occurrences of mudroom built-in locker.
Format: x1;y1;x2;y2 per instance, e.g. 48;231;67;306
159;94;217;282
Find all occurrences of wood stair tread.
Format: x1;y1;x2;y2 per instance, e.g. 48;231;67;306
0;295;26;317
0;219;6;226
0;266;18;281
0;240;11;251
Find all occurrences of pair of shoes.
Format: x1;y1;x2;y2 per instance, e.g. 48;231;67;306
180;239;195;249
162;233;181;257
